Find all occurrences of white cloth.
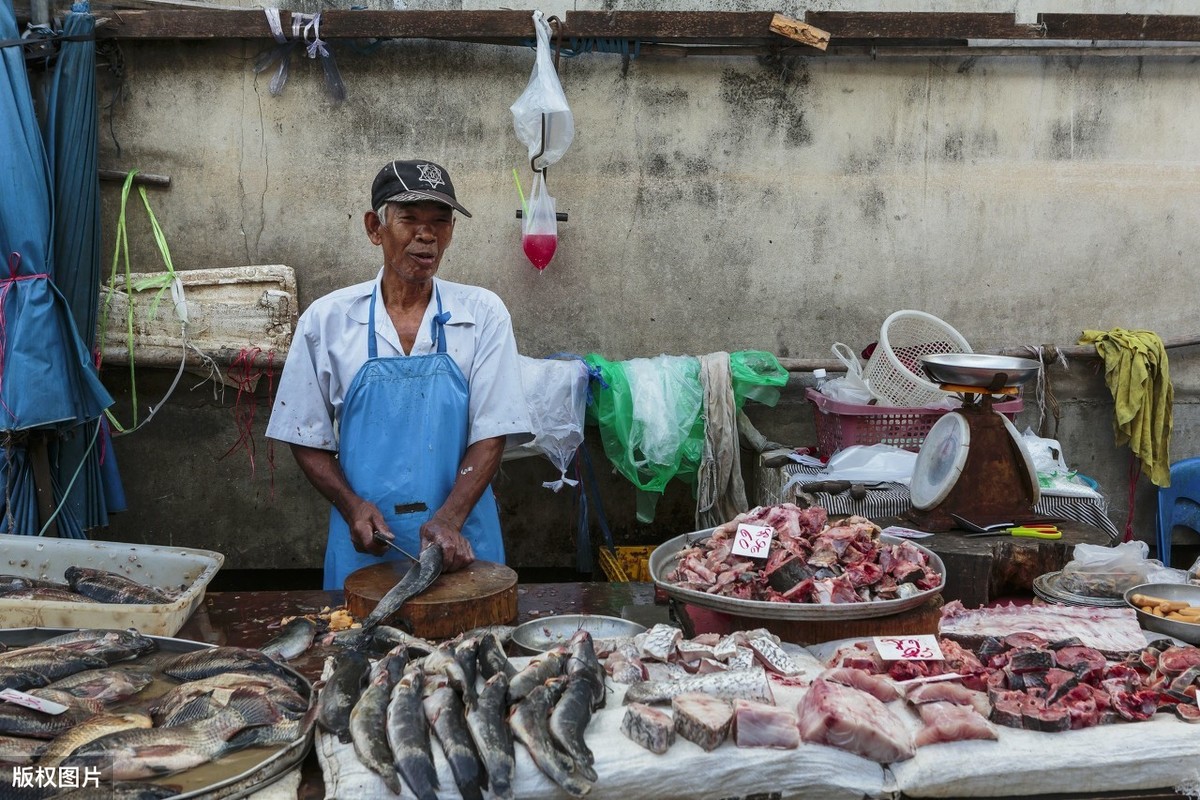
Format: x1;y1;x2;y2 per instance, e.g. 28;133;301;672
266;271;531;450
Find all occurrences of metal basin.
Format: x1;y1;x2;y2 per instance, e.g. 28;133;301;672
1124;582;1200;646
919;353;1041;388
511;614;647;655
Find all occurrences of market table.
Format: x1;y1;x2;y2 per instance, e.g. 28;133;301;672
175;585;1184;800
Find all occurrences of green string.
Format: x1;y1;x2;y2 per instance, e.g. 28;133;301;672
100;171;178;434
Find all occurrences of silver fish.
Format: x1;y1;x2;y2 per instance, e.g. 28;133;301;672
316;650;371;744
510;679;592;797
61;688;280;780
362;544;443;635
0;734;44;766
162;646;307;695
465;674;515;800
566;630;607;710
548;675;598;781
421;644;476;706
43;668;154;705
65;567;176;605
622;667;775;706
386;667;439;800
152;671;307;724
0;697;96;739
507;647;567;705
0;649;108;685
260;617;317;662
453;636;480;693
350;652;407;794
37;712;153;768
425;684;484;800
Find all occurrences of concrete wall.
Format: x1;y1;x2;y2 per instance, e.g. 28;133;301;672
91;1;1199;574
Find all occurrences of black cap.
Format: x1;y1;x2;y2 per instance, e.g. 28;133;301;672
370;159;471;218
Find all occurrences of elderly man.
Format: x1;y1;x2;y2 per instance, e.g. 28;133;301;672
267;159;529;589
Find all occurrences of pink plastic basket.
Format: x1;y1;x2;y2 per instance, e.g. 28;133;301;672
805;388;1023;458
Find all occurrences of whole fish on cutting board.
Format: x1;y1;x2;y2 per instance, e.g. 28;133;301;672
361;543;444;636
65;566;177;605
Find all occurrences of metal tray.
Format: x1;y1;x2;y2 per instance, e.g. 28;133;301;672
649;530;945;621
511;614;647;655
0;627;314;800
0;535;224;636
1033;571;1128;608
1124;583;1200;647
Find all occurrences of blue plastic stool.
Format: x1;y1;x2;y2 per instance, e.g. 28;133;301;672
1157;456;1200;568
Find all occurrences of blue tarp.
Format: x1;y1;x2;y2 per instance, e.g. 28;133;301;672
0;0;119;536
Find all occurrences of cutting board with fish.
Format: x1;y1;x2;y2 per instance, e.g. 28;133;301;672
345;560;518;639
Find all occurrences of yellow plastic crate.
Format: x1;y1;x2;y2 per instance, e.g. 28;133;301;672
600;545;655;583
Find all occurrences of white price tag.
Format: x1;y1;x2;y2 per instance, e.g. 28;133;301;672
0;688;68;715
873;635;944;661
731;524;774;558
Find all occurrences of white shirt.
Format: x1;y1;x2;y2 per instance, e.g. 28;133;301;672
266;271;531;451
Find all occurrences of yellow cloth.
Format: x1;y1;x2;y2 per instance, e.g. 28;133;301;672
1078;328;1173;487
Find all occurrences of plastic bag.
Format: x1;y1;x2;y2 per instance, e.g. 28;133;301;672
817;343;876;404
507;356;588;491
509;10;574;171
783;444;918;492
522;172;558;271
1060;541;1164;598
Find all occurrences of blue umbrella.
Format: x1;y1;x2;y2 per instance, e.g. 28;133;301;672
0;0;114;536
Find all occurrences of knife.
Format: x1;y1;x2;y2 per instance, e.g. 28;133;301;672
372;531;419;561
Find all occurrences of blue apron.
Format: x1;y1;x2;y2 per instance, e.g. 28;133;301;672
323;286;504;590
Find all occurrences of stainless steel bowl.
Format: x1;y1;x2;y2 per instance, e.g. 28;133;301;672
919;353;1041;388
510;614;647;655
1124;582;1200;646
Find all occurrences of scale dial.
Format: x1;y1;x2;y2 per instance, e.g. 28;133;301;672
910;412;970;510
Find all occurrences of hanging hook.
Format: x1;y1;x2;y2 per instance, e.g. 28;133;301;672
530;113;548;177
546;15;564;74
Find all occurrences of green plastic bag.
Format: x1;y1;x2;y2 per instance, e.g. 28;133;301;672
584;351;788;522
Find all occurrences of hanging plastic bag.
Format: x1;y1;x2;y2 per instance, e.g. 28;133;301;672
505;356;588;491
522;172;558;271
509;10;574;171
816;342;876;404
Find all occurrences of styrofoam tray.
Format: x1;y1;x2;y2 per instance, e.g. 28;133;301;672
0;534;223;635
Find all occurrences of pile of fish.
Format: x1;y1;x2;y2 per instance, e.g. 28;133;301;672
0;627;316;793
320;624;604;799
0;568;179;605
666;504;942;604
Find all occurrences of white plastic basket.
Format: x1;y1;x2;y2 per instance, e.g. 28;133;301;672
863;310;972;407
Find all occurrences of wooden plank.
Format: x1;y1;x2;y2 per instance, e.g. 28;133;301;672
564;11;776;44
1041;13;1200;41
805;11;1038;40
99;265;296;370
96;9;536;40
769;13;830;51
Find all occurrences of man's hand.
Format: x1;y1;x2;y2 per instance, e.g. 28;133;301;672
346;499;391;555
420;516;475;572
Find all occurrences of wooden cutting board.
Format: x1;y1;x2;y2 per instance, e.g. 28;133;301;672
344;560;518;640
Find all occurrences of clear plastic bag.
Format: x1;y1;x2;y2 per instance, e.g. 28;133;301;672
509;10;574;171
818;342;876;404
522;172;557;271
1060;541;1167;598
511;356;588;491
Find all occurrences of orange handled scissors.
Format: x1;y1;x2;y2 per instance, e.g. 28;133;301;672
964;524;1062;540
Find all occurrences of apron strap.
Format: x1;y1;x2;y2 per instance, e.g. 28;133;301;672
368;284;451;358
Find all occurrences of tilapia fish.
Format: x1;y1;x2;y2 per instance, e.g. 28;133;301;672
162;646;307;695
0;734;44;766
465;674;515;800
350;652;407;795
0;697;96;739
425;684;485;800
38;712;153;767
316;650;371;744
0;575;68;593
61;688;280;779
153;671;308;725
386;667;439;800
509;679;592;798
0;588;95;603
0;648;108;684
44;668;154;705
622;667;775;706
362;543;443;635
65;567;176;605
260;617;317;662
548;675;598;780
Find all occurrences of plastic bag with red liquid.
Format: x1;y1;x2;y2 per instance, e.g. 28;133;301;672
522;172;558;271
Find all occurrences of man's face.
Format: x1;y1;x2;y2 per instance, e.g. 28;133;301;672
365;201;456;285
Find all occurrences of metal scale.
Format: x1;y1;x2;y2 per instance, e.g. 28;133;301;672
904;354;1043;532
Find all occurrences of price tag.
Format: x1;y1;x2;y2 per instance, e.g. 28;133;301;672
0;688;68;715
731;524;774;558
873;635;944;661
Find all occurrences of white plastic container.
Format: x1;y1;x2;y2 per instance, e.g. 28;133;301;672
0;534;223;636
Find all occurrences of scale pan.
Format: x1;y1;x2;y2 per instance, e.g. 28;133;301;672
920;353;1040;388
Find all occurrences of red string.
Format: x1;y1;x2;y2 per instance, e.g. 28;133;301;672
219;347;277;495
1124;454;1141;543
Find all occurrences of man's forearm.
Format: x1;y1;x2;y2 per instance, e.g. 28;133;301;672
433;436;505;528
289;443;363;521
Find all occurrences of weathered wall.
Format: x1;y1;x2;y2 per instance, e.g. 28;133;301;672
90;0;1199;574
